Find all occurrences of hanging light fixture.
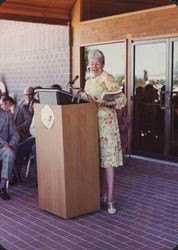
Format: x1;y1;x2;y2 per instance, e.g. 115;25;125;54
0;0;5;5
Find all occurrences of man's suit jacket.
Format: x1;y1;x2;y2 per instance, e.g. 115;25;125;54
0;108;20;151
21;98;39;116
13;105;32;141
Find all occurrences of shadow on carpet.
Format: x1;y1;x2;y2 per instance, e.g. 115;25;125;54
172;246;178;250
0;245;6;250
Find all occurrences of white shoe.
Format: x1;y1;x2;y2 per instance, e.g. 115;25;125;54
107;202;116;214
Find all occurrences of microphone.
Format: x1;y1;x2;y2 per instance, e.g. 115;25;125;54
68;75;79;85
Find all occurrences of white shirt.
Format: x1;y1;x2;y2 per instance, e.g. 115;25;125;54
30;116;35;137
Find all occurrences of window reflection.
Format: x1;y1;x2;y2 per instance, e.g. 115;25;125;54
133;42;166;155
135;43;166;99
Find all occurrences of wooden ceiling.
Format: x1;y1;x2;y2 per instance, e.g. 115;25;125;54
0;0;175;25
0;0;77;25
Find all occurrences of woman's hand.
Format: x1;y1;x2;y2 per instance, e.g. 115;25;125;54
95;99;116;108
95;99;108;107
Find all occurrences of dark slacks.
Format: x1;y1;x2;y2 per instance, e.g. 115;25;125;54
15;136;36;177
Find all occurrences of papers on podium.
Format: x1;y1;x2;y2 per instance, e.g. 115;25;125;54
100;89;122;101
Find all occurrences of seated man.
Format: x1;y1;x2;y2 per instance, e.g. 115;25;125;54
2;95;32;142
21;87;39;116
0;107;20;200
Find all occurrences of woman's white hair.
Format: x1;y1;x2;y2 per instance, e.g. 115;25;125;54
88;49;105;64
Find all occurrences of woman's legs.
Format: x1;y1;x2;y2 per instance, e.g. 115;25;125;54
100;168;106;195
100;168;107;203
105;167;116;214
100;167;115;201
100;167;116;214
105;167;115;202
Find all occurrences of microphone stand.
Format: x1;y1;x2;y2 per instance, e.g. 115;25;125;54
67;75;80;94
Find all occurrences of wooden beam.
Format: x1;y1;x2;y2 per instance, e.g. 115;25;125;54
0;14;69;25
5;0;76;10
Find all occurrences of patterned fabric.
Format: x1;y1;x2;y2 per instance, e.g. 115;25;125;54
85;71;127;168
116;106;130;150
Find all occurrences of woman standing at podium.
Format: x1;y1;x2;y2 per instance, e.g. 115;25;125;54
82;49;127;214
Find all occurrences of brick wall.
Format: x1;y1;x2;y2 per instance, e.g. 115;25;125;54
0;20;70;102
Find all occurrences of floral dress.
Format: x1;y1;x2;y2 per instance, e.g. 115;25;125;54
84;71;127;168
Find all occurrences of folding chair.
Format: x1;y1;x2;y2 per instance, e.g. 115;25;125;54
25;153;35;178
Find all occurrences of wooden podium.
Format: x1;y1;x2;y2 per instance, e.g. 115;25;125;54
34;103;100;219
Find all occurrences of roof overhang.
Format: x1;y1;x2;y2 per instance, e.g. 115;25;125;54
0;0;176;25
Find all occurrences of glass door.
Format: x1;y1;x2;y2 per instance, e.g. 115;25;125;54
132;40;168;159
170;39;178;159
132;38;178;161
